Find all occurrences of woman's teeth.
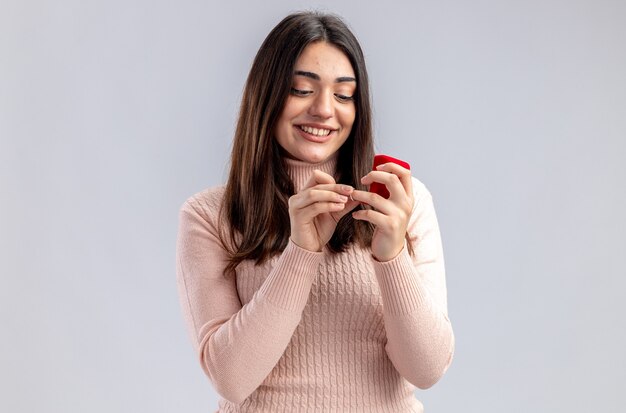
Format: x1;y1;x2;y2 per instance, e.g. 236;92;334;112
299;125;332;137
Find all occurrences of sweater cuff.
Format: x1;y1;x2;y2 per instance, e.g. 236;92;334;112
257;240;323;312
372;247;429;315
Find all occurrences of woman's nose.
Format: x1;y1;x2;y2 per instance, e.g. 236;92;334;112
308;91;333;119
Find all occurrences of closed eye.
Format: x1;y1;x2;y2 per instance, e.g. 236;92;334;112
290;87;312;97
335;93;354;102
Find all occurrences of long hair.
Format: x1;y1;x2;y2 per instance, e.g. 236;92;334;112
219;11;376;275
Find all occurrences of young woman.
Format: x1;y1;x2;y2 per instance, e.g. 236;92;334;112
176;11;454;412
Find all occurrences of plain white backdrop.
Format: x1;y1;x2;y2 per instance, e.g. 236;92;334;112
1;0;624;412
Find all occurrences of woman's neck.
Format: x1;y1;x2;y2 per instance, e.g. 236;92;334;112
284;152;339;193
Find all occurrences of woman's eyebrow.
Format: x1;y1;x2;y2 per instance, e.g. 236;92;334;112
294;70;356;83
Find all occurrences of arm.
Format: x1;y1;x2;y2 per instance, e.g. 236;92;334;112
176;192;323;404
371;179;455;389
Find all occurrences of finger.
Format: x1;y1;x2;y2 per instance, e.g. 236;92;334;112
290;184;354;210
361;171;407;203
351;208;388;227
303;169;335;190
297;201;346;222
290;188;350;210
349;189;394;215
331;197;360;221
375;163;413;198
375;162;410;175
303;183;354;196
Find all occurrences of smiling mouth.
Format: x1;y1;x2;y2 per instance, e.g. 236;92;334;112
298;125;334;137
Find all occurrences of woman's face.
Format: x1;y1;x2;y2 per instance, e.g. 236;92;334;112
274;41;357;164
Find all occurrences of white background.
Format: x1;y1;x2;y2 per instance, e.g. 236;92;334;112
1;0;624;412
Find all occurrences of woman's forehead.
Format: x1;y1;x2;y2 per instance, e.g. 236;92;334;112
293;42;355;80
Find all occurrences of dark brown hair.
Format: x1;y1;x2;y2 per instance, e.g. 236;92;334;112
219;11;387;275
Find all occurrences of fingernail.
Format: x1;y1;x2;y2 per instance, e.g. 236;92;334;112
338;195;348;202
341;185;353;192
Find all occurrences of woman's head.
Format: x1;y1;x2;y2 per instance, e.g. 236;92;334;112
222;11;375;273
274;40;357;164
231;11;374;181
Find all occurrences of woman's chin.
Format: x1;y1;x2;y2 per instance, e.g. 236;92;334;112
304;152;333;164
287;148;333;164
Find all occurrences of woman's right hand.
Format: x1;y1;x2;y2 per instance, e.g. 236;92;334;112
288;170;358;252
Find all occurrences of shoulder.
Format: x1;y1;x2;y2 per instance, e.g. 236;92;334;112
179;185;227;225
409;176;434;207
407;175;440;235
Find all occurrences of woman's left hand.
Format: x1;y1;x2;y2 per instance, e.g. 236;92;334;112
350;163;414;262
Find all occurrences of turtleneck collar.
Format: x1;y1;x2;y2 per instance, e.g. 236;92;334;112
284;152;339;193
